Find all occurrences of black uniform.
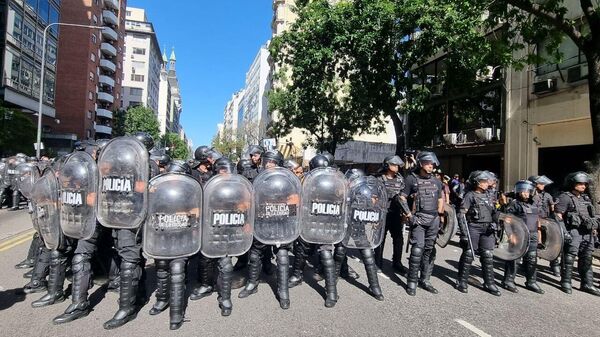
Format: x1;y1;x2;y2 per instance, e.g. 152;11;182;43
555;192;600;296
456;190;500;295
374;174;405;271
533;190;561;275
402;172;443;295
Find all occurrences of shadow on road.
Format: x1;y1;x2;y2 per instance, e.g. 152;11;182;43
0;287;27;311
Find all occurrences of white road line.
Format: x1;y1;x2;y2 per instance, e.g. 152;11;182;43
455;319;492;337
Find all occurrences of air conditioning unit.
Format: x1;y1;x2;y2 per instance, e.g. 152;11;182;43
567;64;588;83
533;78;557;95
431;83;444;97
475;128;493;142
443;133;457;145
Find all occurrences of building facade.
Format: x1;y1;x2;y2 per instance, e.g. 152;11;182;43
166;49;182;135
223;89;244;136
52;0;126;151
121;7;161;113
239;42;271;146
0;0;62;150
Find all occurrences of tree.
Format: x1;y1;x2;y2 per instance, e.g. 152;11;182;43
211;128;245;160
161;132;189;159
0;105;36;156
269;0;387;155
122;106;161;141
112;108;126;137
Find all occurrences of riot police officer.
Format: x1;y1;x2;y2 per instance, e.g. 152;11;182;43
283;159;304;179
456;171;501;296
242;145;264;182
399;151;444;296
529;175;561;276
502;180;544;294
555;172;600;296
192;145;213;185
374;155;406;273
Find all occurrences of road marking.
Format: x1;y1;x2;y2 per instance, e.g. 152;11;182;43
455;319;492;337
0;229;35;252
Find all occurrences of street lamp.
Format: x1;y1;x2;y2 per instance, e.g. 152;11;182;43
36;22;103;158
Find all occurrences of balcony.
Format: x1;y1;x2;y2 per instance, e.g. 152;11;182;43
96;108;113;120
95;124;112;135
102;10;118;26
103;0;119;10
99;75;115;88
97;92;114;104
102;27;118;41
100;42;117;57
99;58;116;72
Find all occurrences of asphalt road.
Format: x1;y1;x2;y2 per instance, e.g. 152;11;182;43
0;208;599;337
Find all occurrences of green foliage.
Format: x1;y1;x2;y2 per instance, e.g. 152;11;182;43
123;106;160;141
161;132;189;159
112;108;126;137
211;129;245;161
0;105;36;156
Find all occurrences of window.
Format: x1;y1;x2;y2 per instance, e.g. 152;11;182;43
32;66;41;97
4;51;21;86
129;87;143;95
46;39;57;66
22;20;36;54
39;0;50;23
537;24;589;76
131;74;144;82
89;91;93;100
44;71;55;103
25;0;37;12
92;14;98;25
89;71;94;81
90;52;96;62
49;5;59;35
129;102;142;108
87;129;92;138
132;47;146;55
126;10;132;17
7;7;23;42
91;33;97;44
87;110;92;119
20;59;33;94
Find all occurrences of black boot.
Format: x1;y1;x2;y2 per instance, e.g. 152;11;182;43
23;246;50;294
502;260;518;293
15;233;42;269
579;250;600;296
276;249;290;309
262;246;276;275
103;261;140;330
10;190;20;210
374;235;385;269
561;253;575;294
523;251;544;294
391;231;407;274
361;249;384;301
149;260;169;315
550;258;561;277
32;250;67;307
480;250;500;296
321;250;337;308
419;248;438;294
238;248;261;298
456;249;473;293
169;259;186;330
405;246;422;296
190;255;214;300
334;245;347;278
53;254;92;324
217;257;233;316
288;240;308;288
107;254;121;293
233;252;248;271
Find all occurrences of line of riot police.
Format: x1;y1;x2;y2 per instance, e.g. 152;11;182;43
9;136;600;331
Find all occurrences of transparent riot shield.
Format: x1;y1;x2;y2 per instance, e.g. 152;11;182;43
31;168;62;250
342;176;388;249
494;213;530;261
253;167;302;246
437;204;458;248
201;174;254;258
58;151;99;240
96;137;149;229
537;218;564;261
300;167;348;245
16;162;40;199
144;173;202;259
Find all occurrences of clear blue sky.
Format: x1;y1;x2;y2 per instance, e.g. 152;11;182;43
127;0;273;148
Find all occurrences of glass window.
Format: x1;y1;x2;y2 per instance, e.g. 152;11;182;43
4;50;21;87
35;29;44;58
46;39;57;66
132;48;146;55
44;71;55;103
87;110;92;119
92;14;98;25
89;71;94;81
32;66;41;97
39;0;50;23
25;0;37;12
49;5;59;35
6;7;23;42
22;20;36;54
131;74;144;82
129;87;143;95
20;59;34;94
88;91;93;100
90;52;96;62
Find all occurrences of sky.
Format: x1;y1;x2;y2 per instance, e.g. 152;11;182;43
127;0;273;148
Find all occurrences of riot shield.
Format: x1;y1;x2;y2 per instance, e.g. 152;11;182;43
16;162;40;199
0;161;6;188
144;173;202;259
58;151;99;240
494;213;530;261
437;204;458;248
201;174;254;258
7;157;20;187
96;137;149;229
30;168;62;250
253;167;302;246
342;176;388;249
300;167;348;245
537;218;564;261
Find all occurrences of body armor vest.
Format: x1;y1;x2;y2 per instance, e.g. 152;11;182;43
466;191;494;223
413;174;439;214
379;174;404;211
